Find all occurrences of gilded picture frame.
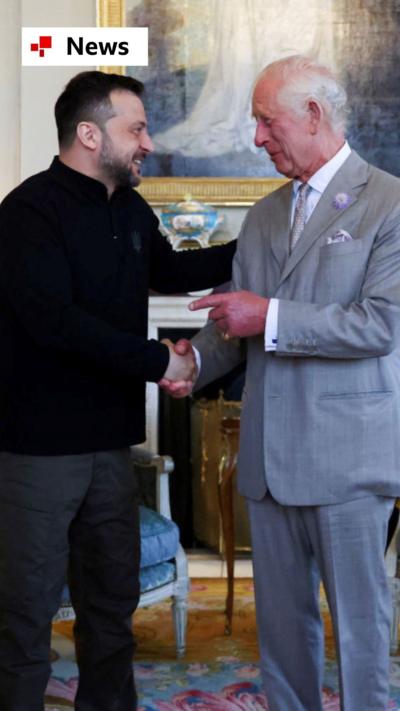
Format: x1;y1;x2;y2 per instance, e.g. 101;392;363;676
97;1;400;203
96;0;285;205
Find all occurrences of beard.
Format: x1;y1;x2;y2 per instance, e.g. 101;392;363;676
99;132;141;189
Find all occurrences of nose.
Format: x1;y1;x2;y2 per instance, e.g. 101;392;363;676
254;120;269;148
141;130;154;154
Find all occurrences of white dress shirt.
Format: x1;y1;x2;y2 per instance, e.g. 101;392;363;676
264;141;352;350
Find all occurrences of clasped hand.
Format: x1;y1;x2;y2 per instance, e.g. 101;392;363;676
158;291;269;400
158;339;198;398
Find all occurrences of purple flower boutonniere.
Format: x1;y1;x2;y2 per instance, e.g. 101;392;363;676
333;192;353;210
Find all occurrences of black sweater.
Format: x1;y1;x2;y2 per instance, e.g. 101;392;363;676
0;158;236;454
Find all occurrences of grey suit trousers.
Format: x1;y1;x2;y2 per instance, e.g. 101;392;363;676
247;493;394;711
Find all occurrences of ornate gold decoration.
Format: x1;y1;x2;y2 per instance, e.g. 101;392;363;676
97;0;125;28
137;177;286;206
97;0;126;74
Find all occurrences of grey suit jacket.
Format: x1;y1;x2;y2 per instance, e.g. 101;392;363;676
193;151;400;505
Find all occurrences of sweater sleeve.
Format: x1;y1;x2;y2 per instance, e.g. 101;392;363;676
148;210;237;294
0;195;169;383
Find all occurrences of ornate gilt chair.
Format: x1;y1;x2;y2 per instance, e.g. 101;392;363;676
54;447;189;657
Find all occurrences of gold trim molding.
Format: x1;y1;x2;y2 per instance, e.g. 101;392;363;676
97;0;125;74
97;0;125;28
136;177;286;206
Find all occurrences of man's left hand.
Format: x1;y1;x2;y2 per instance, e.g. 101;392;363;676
189;290;269;339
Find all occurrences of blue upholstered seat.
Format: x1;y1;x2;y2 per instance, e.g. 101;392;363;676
139;505;179;568
140;561;176;593
139;505;179;592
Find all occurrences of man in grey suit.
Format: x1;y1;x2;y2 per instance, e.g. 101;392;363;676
161;55;400;710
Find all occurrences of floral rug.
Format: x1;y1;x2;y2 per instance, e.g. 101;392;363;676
45;652;400;710
45;579;400;710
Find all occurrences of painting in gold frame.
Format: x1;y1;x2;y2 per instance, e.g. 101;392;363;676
97;0;291;205
96;0;335;205
98;1;400;204
95;0;344;212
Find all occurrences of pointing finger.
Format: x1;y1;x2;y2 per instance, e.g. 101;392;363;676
189;295;223;311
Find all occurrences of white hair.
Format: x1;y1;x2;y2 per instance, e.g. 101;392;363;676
256;55;349;134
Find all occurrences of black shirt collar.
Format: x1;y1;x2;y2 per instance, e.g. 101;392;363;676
48;156;131;204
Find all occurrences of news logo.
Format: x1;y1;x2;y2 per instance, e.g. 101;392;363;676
22;28;148;67
30;36;52;58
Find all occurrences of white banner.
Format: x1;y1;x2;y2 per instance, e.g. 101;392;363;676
22;27;148;67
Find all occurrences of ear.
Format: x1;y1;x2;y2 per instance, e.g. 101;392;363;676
307;100;322;134
76;121;102;151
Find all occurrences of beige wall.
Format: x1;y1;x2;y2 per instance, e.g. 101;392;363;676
0;0;96;200
1;0;21;199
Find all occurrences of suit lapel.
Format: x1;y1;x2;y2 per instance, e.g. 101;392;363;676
276;151;370;289
269;181;292;271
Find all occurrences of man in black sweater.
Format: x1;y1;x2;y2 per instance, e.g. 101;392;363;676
0;71;236;711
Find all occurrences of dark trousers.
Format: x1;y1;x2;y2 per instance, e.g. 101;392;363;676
0;449;140;711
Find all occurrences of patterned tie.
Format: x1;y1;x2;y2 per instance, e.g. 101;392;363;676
290;182;310;252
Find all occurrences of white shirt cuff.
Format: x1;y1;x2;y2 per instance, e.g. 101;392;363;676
264;298;279;351
193;345;201;374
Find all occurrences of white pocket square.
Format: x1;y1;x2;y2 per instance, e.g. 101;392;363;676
326;229;354;245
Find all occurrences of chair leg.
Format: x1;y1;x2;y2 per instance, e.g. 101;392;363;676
172;543;189;657
172;594;188;658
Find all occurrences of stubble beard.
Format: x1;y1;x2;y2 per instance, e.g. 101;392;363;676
99;132;140;189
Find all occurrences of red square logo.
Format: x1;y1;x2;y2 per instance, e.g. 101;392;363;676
40;36;52;49
30;34;52;58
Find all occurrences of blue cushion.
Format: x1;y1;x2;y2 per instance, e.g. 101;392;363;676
139;561;176;593
139;505;179;568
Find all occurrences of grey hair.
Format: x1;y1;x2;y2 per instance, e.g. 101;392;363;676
256;55;349;133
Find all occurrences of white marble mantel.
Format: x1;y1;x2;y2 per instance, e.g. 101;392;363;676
145;295;210;452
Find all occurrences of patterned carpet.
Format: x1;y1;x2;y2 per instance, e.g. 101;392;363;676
46;579;400;710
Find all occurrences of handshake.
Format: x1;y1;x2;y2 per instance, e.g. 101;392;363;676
158;338;197;398
156;289;269;398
